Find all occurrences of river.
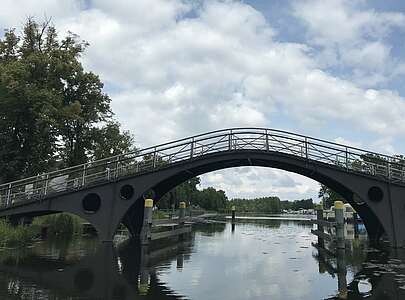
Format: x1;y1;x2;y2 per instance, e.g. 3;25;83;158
0;217;404;299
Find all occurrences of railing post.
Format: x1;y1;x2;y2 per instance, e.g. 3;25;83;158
6;183;12;207
44;174;49;197
82;163;87;186
265;129;269;151
345;147;348;171
190;138;194;159
305;137;309;159
106;167;111;181
228;130;233;150
115;156;120;178
152;148;157;169
387;161;391;180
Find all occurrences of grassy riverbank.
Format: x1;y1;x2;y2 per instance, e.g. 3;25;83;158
33;213;83;236
0;213;84;248
0;220;37;248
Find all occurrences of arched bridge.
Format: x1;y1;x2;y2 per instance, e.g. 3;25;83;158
1;128;405;247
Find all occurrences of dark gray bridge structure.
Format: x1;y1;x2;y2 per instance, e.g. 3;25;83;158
1;128;405;247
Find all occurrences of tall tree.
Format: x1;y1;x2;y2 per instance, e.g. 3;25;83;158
0;19;134;183
90;121;135;161
0;24;60;182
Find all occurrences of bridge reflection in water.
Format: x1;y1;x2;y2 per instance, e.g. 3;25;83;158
314;226;405;300
0;238;196;299
0;223;226;299
0;221;404;299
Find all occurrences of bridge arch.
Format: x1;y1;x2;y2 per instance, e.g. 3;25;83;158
121;150;386;244
1;128;405;247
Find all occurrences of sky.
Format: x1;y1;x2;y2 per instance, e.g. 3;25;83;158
1;0;405;201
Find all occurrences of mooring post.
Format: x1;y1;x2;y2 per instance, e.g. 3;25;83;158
316;208;324;248
179;201;186;241
141;199;153;245
336;248;347;299
231;205;236;223
179;201;186;224
171;203;175;219
138;244;150;296
335;201;345;249
353;211;359;237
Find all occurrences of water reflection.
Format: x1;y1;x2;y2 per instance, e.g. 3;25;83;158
315;233;405;300
0;237;193;299
0;219;405;299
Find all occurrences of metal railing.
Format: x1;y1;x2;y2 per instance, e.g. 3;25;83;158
1;128;405;209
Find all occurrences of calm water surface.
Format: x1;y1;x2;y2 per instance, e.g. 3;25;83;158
0;218;404;299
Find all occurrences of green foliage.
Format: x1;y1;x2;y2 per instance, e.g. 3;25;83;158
152;210;168;220
0;219;37;248
157;177;227;211
280;198;314;210
318;184;344;209
0;18;135;183
195;187;228;211
229;197;282;213
90;121;135;160
33;213;83;236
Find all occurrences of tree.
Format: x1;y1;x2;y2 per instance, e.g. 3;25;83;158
90;121;135;161
158;177;201;209
0;23;60;182
0;18;134;183
157;177;229;211
229;196;281;213
196;187;228;211
318;184;343;209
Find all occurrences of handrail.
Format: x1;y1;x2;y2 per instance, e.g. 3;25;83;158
1;127;405;208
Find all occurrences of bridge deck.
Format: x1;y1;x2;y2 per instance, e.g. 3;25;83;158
1;127;404;210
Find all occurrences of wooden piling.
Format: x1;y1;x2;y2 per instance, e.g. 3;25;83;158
179;202;186;224
353;211;359;237
336;248;348;299
138;244;150;295
335;201;345;249
141;199;153;245
316;208;325;248
179;201;186;240
231;205;236;223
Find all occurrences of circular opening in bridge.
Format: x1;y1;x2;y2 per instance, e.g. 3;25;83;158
82;193;101;214
368;186;383;202
120;184;134;200
74;269;94;291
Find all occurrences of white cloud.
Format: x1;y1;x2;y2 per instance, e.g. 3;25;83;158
292;0;405;86
2;0;405;199
334;137;363;149
200;167;319;200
